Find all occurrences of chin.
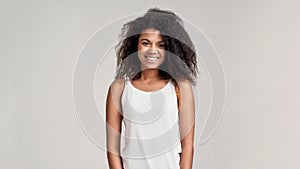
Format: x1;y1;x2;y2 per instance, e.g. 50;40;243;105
139;58;165;70
141;65;161;70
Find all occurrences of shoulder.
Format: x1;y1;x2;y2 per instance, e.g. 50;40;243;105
108;77;126;97
110;78;125;90
177;79;193;91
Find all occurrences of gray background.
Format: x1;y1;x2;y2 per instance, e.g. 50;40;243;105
1;0;299;168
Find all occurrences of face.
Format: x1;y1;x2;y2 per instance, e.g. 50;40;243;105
137;28;166;70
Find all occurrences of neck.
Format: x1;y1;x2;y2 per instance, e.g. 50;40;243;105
139;69;160;81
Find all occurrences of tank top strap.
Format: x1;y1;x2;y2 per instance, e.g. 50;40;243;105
123;77;130;90
120;76;130;100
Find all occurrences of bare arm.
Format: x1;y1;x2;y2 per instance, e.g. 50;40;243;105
177;80;195;169
106;79;124;169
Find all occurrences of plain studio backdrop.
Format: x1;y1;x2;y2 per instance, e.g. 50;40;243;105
1;0;299;169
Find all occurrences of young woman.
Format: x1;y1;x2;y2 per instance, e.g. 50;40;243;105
106;8;198;169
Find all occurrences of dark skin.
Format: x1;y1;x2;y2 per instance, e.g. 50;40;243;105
106;29;195;169
106;78;124;169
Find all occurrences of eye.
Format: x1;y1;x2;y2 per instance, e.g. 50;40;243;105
141;41;150;46
157;42;165;48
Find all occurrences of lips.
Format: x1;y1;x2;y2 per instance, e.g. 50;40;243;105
144;55;159;62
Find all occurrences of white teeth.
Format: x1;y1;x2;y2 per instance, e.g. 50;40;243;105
145;56;159;61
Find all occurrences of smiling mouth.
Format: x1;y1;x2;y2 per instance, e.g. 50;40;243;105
144;55;159;61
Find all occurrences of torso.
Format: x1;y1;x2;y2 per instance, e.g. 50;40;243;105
120;78;182;169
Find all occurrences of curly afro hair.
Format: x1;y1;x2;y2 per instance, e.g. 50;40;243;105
115;7;198;85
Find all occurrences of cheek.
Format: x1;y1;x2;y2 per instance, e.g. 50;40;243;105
159;49;166;57
137;43;142;51
137;50;145;63
137;47;144;57
159;51;166;64
137;44;143;55
137;45;147;54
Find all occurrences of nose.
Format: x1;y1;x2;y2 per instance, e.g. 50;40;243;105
148;48;157;54
147;45;158;54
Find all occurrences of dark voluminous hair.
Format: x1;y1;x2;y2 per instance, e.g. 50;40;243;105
115;7;198;85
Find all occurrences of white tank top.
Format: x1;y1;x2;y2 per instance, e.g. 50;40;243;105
121;79;182;169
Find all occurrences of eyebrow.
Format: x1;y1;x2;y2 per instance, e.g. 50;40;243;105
140;38;165;43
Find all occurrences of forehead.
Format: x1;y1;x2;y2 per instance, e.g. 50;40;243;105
139;28;163;41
